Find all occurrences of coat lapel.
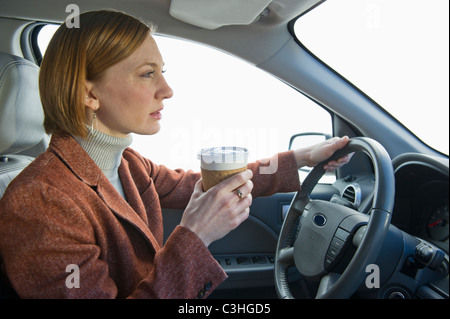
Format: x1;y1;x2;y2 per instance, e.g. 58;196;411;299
49;133;161;252
118;159;148;222
96;179;161;252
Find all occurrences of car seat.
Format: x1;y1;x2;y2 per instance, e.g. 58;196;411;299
0;52;49;298
0;52;48;197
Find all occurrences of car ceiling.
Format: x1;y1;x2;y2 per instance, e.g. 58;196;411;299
1;0;324;65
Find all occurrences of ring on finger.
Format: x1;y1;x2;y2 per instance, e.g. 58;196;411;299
236;188;244;200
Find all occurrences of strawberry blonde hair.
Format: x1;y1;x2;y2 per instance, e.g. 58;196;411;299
39;10;155;137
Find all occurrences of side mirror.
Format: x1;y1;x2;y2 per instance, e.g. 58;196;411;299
288;132;335;183
288;132;331;151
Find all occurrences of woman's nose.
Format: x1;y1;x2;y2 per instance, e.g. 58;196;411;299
156;75;173;100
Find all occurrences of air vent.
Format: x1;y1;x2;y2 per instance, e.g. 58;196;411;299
342;185;361;208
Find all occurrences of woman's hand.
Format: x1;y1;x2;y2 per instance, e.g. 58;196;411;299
180;170;254;247
293;136;353;172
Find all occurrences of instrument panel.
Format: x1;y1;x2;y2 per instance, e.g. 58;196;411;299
392;154;449;252
425;201;449;242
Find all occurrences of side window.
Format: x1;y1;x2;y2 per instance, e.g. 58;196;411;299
37;26;333;180
37;24;59;57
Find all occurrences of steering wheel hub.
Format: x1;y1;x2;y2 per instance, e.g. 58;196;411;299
293;200;366;278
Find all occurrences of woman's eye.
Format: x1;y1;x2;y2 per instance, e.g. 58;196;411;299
142;71;155;78
142;69;166;78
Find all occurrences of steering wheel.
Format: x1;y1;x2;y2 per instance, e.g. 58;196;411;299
275;137;395;299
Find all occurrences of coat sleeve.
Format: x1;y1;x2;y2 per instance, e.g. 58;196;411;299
124;148;301;209
133;225;227;299
247;151;301;196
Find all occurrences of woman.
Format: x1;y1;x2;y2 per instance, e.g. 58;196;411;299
0;10;352;298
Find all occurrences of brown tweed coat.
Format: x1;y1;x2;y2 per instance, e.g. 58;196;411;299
0;132;300;298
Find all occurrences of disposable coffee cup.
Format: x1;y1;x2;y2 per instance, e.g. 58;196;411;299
198;146;249;191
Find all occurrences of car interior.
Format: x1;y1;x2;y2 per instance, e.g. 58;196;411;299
0;0;448;299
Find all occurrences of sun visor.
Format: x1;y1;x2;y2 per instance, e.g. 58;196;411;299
169;0;272;30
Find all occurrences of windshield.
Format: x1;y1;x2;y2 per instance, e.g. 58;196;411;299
294;0;449;155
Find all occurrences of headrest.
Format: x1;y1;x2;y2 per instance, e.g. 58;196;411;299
0;53;46;155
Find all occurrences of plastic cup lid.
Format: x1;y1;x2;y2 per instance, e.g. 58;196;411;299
197;146;248;170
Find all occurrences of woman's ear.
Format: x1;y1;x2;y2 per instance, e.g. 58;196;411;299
84;80;100;111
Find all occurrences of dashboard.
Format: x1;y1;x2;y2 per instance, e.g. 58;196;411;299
391;153;449;253
332;152;449;253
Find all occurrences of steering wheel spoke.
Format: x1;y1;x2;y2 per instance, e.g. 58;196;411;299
277;247;294;266
316;273;341;298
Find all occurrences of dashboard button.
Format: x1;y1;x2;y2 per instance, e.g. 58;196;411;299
331;237;345;250
335;228;350;241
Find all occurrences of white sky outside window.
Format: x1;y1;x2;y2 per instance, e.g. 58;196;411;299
294;0;449;155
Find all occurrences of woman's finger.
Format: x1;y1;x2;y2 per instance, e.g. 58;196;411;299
214;169;253;194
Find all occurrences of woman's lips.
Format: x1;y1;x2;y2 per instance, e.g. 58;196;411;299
150;108;163;120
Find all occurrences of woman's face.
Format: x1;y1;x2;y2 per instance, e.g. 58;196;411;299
86;35;173;138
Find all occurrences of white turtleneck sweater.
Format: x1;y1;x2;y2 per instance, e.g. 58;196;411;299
73;129;133;199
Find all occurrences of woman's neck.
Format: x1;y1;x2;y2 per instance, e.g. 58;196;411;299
72;128;133;198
